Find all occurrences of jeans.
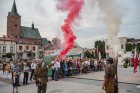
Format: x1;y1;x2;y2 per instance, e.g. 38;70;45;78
63;70;67;78
23;72;29;85
54;68;59;81
30;69;34;80
52;69;55;80
5;71;9;78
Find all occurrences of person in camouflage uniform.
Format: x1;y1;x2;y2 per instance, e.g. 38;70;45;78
34;62;48;93
102;57;117;93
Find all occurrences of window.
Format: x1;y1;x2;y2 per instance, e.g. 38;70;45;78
121;44;124;49
10;46;14;53
26;46;29;50
15;24;17;27
3;46;6;53
107;45;109;49
19;46;23;50
33;47;36;51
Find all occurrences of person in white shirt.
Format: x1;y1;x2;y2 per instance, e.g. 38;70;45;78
30;61;37;81
54;61;60;81
84;59;90;72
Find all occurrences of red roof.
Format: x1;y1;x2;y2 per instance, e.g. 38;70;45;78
0;37;15;42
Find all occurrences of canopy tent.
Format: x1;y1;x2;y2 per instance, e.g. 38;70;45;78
43;47;83;76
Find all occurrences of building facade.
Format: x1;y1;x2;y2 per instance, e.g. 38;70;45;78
105;37;140;64
6;0;47;60
0;36;16;61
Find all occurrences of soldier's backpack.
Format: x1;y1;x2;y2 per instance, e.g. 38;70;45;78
106;64;116;79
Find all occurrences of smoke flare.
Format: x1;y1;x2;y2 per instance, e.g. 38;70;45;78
96;0;126;39
55;0;84;61
96;0;126;53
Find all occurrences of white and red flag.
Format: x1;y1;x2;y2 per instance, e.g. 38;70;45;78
134;48;138;73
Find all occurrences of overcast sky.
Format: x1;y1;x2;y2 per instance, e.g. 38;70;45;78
0;0;140;48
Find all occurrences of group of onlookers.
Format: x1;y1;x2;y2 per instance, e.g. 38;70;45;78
1;58;106;93
51;58;106;81
2;60;42;93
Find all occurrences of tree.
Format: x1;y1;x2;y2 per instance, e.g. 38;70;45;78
137;43;140;53
95;40;106;58
125;44;133;52
27;52;35;59
84;50;95;58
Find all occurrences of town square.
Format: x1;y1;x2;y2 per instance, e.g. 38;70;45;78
0;0;140;93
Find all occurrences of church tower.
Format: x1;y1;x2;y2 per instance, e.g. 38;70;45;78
7;0;21;38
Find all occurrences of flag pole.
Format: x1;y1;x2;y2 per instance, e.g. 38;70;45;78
114;53;119;93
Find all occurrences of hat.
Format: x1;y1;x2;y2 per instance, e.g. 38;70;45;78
107;57;114;64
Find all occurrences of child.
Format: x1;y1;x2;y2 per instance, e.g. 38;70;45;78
5;63;10;79
12;72;19;93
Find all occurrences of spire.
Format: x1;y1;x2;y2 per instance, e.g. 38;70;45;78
32;22;34;29
11;0;18;14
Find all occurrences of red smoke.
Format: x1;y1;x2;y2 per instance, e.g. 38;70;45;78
55;0;84;61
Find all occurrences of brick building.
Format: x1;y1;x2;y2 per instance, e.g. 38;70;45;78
6;0;47;60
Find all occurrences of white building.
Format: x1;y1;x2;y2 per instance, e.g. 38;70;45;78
105;37;140;64
0;36;16;61
16;42;39;60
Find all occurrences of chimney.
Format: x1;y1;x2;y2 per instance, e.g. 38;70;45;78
3;35;6;39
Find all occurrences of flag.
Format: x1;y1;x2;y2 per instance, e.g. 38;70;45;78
134;48;138;73
130;57;132;63
99;51;101;60
96;46;99;54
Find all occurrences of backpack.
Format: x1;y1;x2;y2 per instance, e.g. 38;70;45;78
106;64;116;78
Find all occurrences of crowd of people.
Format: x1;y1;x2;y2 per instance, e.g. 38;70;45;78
2;58;106;80
1;57;140;93
1;58;106;93
51;58;106;81
2;60;42;93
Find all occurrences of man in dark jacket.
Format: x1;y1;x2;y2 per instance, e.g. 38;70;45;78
35;62;48;93
102;57;117;93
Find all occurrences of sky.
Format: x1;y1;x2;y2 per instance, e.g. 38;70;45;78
0;0;140;48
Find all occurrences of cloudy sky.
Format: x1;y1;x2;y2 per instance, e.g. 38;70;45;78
0;0;140;48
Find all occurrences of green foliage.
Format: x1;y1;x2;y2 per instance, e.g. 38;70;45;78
137;43;140;52
84;50;94;58
125;44;132;52
94;40;106;58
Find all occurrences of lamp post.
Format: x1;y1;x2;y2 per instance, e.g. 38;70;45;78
114;53;119;93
